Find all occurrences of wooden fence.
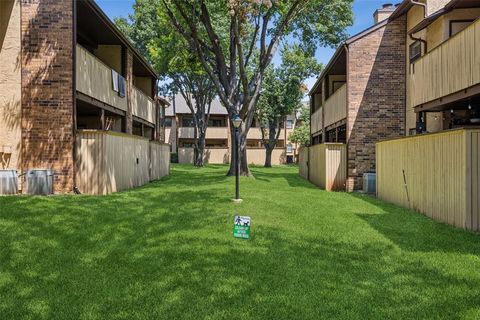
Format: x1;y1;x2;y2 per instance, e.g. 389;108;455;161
76;130;170;195
298;147;308;179
298;144;347;191
376;129;480;231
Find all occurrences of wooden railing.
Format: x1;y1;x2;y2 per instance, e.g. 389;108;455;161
76;45;127;112
311;107;323;134
247;128;284;140
376;129;480;231
324;84;347;128
409;19;480;108
178;127;229;139
132;86;156;124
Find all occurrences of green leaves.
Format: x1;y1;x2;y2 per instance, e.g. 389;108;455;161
257;44;321;124
289;106;310;146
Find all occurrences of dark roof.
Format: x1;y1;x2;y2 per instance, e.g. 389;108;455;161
80;0;158;79
165;94;227;116
389;0;415;20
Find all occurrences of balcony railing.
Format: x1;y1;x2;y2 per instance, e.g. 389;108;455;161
247;128;284;140
409;19;480;108
178;127;229;139
311;107;323;134
324;84;347;128
132;86;156;124
76;44;127;112
311;84;347;134
76;44;157;125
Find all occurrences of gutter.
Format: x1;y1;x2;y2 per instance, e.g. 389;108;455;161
408;0;428;52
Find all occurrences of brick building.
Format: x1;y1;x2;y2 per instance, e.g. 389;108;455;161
308;3;407;191
0;0;170;194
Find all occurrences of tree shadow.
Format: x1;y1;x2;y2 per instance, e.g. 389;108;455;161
352;193;480;255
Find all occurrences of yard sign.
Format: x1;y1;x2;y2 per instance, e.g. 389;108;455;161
233;216;251;239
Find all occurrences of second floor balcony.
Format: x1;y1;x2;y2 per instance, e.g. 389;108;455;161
311;84;347;135
178;127;230;139
76;44;156;125
410;18;480;109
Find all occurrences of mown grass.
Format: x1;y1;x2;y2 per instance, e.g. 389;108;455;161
1;164;480;319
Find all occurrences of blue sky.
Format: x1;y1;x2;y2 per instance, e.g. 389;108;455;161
96;0;393;88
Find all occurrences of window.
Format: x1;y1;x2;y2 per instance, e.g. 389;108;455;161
164;117;172;127
286;120;294;129
450;20;474;37
409;41;422;63
208;118;225;127
286;144;293;153
181;116;194;127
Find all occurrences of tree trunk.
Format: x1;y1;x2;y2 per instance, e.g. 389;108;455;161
194;131;206;167
264;147;273;167
227;126;250;176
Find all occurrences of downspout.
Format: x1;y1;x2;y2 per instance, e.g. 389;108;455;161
409;0;428;51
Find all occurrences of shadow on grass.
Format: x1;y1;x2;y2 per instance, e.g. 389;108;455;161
249;167;318;189
1;167;480;319
351;193;480;255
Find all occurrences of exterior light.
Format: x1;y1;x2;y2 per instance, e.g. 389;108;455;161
232;115;242;128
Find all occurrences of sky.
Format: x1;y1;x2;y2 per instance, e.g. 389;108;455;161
95;0;394;89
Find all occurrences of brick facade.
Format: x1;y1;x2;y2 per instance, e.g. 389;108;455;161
346;16;407;191
21;0;75;193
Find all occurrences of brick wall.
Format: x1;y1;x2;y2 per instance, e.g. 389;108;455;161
346;16;407;191
21;0;75;193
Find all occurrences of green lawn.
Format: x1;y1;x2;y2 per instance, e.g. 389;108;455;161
1;165;480;319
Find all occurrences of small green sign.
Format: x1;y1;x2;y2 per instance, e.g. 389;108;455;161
233;216;251;239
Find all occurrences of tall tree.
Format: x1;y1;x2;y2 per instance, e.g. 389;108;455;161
115;1;216;167
159;0;353;175
288;105;311;147
257;44;321;167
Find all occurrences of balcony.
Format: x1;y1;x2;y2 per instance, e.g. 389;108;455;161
310;84;347;135
178;127;229;139
247;128;285;140
132;86;156;124
76;44;127;112
409;19;480;108
311;107;323;134
324;84;347;128
76;44;156;125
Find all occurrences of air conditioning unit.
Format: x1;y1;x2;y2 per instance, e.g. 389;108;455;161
0;170;18;195
363;172;376;194
26;169;54;195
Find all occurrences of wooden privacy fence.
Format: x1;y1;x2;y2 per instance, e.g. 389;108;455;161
298;144;347;191
76;130;170;195
298;147;308;179
376;129;480;231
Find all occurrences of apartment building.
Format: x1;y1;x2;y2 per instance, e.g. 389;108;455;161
165;95;298;165
0;0;170;195
307;3;407;191
377;0;480;231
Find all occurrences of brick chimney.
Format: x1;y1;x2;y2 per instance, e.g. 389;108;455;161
373;3;397;24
